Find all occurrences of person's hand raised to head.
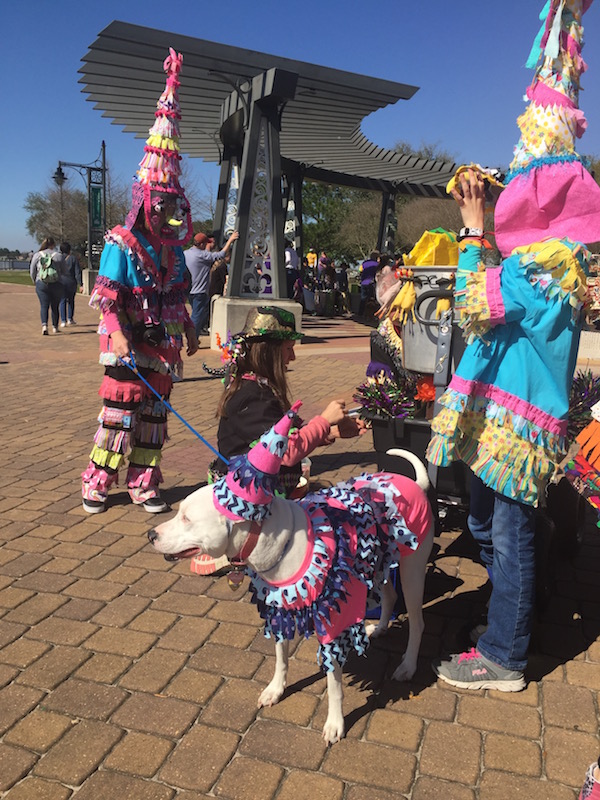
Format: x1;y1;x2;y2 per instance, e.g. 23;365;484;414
449;168;485;231
320;399;347;427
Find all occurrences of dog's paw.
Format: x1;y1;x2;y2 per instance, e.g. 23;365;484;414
257;682;285;708
391;657;417;682
366;621;389;639
322;716;345;745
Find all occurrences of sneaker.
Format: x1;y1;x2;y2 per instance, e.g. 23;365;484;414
60;321;66;328
580;761;600;799
432;648;525;692
82;498;106;514
42;325;48;336
52;326;59;334
142;496;169;513
67;319;75;325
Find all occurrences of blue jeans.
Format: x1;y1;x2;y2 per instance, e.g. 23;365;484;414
59;278;77;323
468;475;536;671
35;280;63;327
189;293;210;335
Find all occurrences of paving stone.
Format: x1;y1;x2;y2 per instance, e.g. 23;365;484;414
4;709;74;752
365;708;424;751
0;637;50;668
322;736;416;793
158;725;239;792
157;616;218;652
44;676;128;720
214;755;284;800
411;777;476;800
119;649;187;693
91;595;152;627
54;598;105;621
38;557;81;575
277;770;344;800
419;720;481;785
124;564;181;594
187;643;263;678
104;537;148;557
104;730;174;777
47;542;103;561
14;574;76;597
544;726;600;786
207;599;262;626
111;692;199;738
208;621;260;650
0;586;35;609
240;719;325;770
457;694;541;738
566;660;600;691
200;678;263;731
33;719;123;785
3;776;72;800
479;771;575;800
82;626;157;657
103;564;147;584
27;617;98;646
0;553;52;577
5;593;68;625
542;680;597;733
163;668;223;704
151;591;216;617
71;554;123;580
128;608;178;634
259;686;319;726
0;663;19;688
172;575;213;595
0;682;45;735
64;578;127;602
253;655;325;696
483;733;542;777
66;770;175;800
74;652;132;683
0;743;39;791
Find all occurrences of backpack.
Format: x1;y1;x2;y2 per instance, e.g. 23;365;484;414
38;252;58;284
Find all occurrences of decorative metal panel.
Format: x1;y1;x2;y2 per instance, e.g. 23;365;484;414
241;118;273;297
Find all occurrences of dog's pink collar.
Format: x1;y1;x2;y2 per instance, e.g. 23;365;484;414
230;520;262;565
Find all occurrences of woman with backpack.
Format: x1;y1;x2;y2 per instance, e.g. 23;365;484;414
29;237;68;335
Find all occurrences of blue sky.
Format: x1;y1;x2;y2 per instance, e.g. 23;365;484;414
6;0;600;252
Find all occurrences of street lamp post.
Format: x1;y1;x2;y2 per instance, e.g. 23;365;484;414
52;141;107;271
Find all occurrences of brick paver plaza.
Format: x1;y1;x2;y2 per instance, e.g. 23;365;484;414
1;281;599;799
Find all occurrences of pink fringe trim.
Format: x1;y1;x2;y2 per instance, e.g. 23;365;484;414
126;465;164;490
81;462;118;501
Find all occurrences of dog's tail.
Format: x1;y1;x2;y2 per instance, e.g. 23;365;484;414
386;448;430;492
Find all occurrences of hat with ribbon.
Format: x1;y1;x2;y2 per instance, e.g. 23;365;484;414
494;0;600;257
124;48;193;247
212;401;302;522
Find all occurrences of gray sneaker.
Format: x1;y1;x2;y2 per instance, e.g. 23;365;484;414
433;648;525;692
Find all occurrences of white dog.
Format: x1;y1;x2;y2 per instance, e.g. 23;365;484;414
149;446;434;745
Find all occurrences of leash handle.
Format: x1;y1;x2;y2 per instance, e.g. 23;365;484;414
118;352;228;465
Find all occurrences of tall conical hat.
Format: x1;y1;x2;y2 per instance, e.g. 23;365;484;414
124;48;193;246
493;0;600;256
213;401;302;522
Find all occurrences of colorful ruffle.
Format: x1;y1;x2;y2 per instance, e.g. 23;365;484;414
248;475;419;671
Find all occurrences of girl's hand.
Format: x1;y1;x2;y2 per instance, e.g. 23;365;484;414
331;416;368;439
321;399;346;426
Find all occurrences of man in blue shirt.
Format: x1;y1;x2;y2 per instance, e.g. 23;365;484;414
185;230;239;336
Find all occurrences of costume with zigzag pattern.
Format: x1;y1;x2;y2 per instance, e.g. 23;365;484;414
248;472;432;672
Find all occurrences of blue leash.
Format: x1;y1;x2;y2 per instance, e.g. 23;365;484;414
118;351;229;465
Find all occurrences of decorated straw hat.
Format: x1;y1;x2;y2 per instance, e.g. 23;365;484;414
124;48;193;246
240;306;303;341
212;402;302;522
494;0;600;256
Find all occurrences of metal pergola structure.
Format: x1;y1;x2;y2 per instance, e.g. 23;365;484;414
80;21;457;299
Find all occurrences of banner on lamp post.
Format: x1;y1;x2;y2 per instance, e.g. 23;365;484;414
90;185;103;230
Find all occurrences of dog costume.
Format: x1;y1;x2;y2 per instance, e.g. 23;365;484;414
213;403;432;671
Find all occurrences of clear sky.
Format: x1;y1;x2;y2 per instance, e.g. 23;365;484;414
6;0;600;252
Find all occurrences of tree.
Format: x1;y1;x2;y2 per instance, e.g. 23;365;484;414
335;194;381;260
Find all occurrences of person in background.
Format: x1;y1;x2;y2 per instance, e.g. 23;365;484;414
358;250;380;317
30;237;68;335
285;239;300;299
59;242;83;327
185;229;239;337
334;261;351;316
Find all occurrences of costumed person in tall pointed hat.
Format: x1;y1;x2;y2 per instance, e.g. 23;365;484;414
428;0;600;691
81;48;198;515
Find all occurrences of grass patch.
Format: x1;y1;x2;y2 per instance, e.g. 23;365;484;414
0;270;32;286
